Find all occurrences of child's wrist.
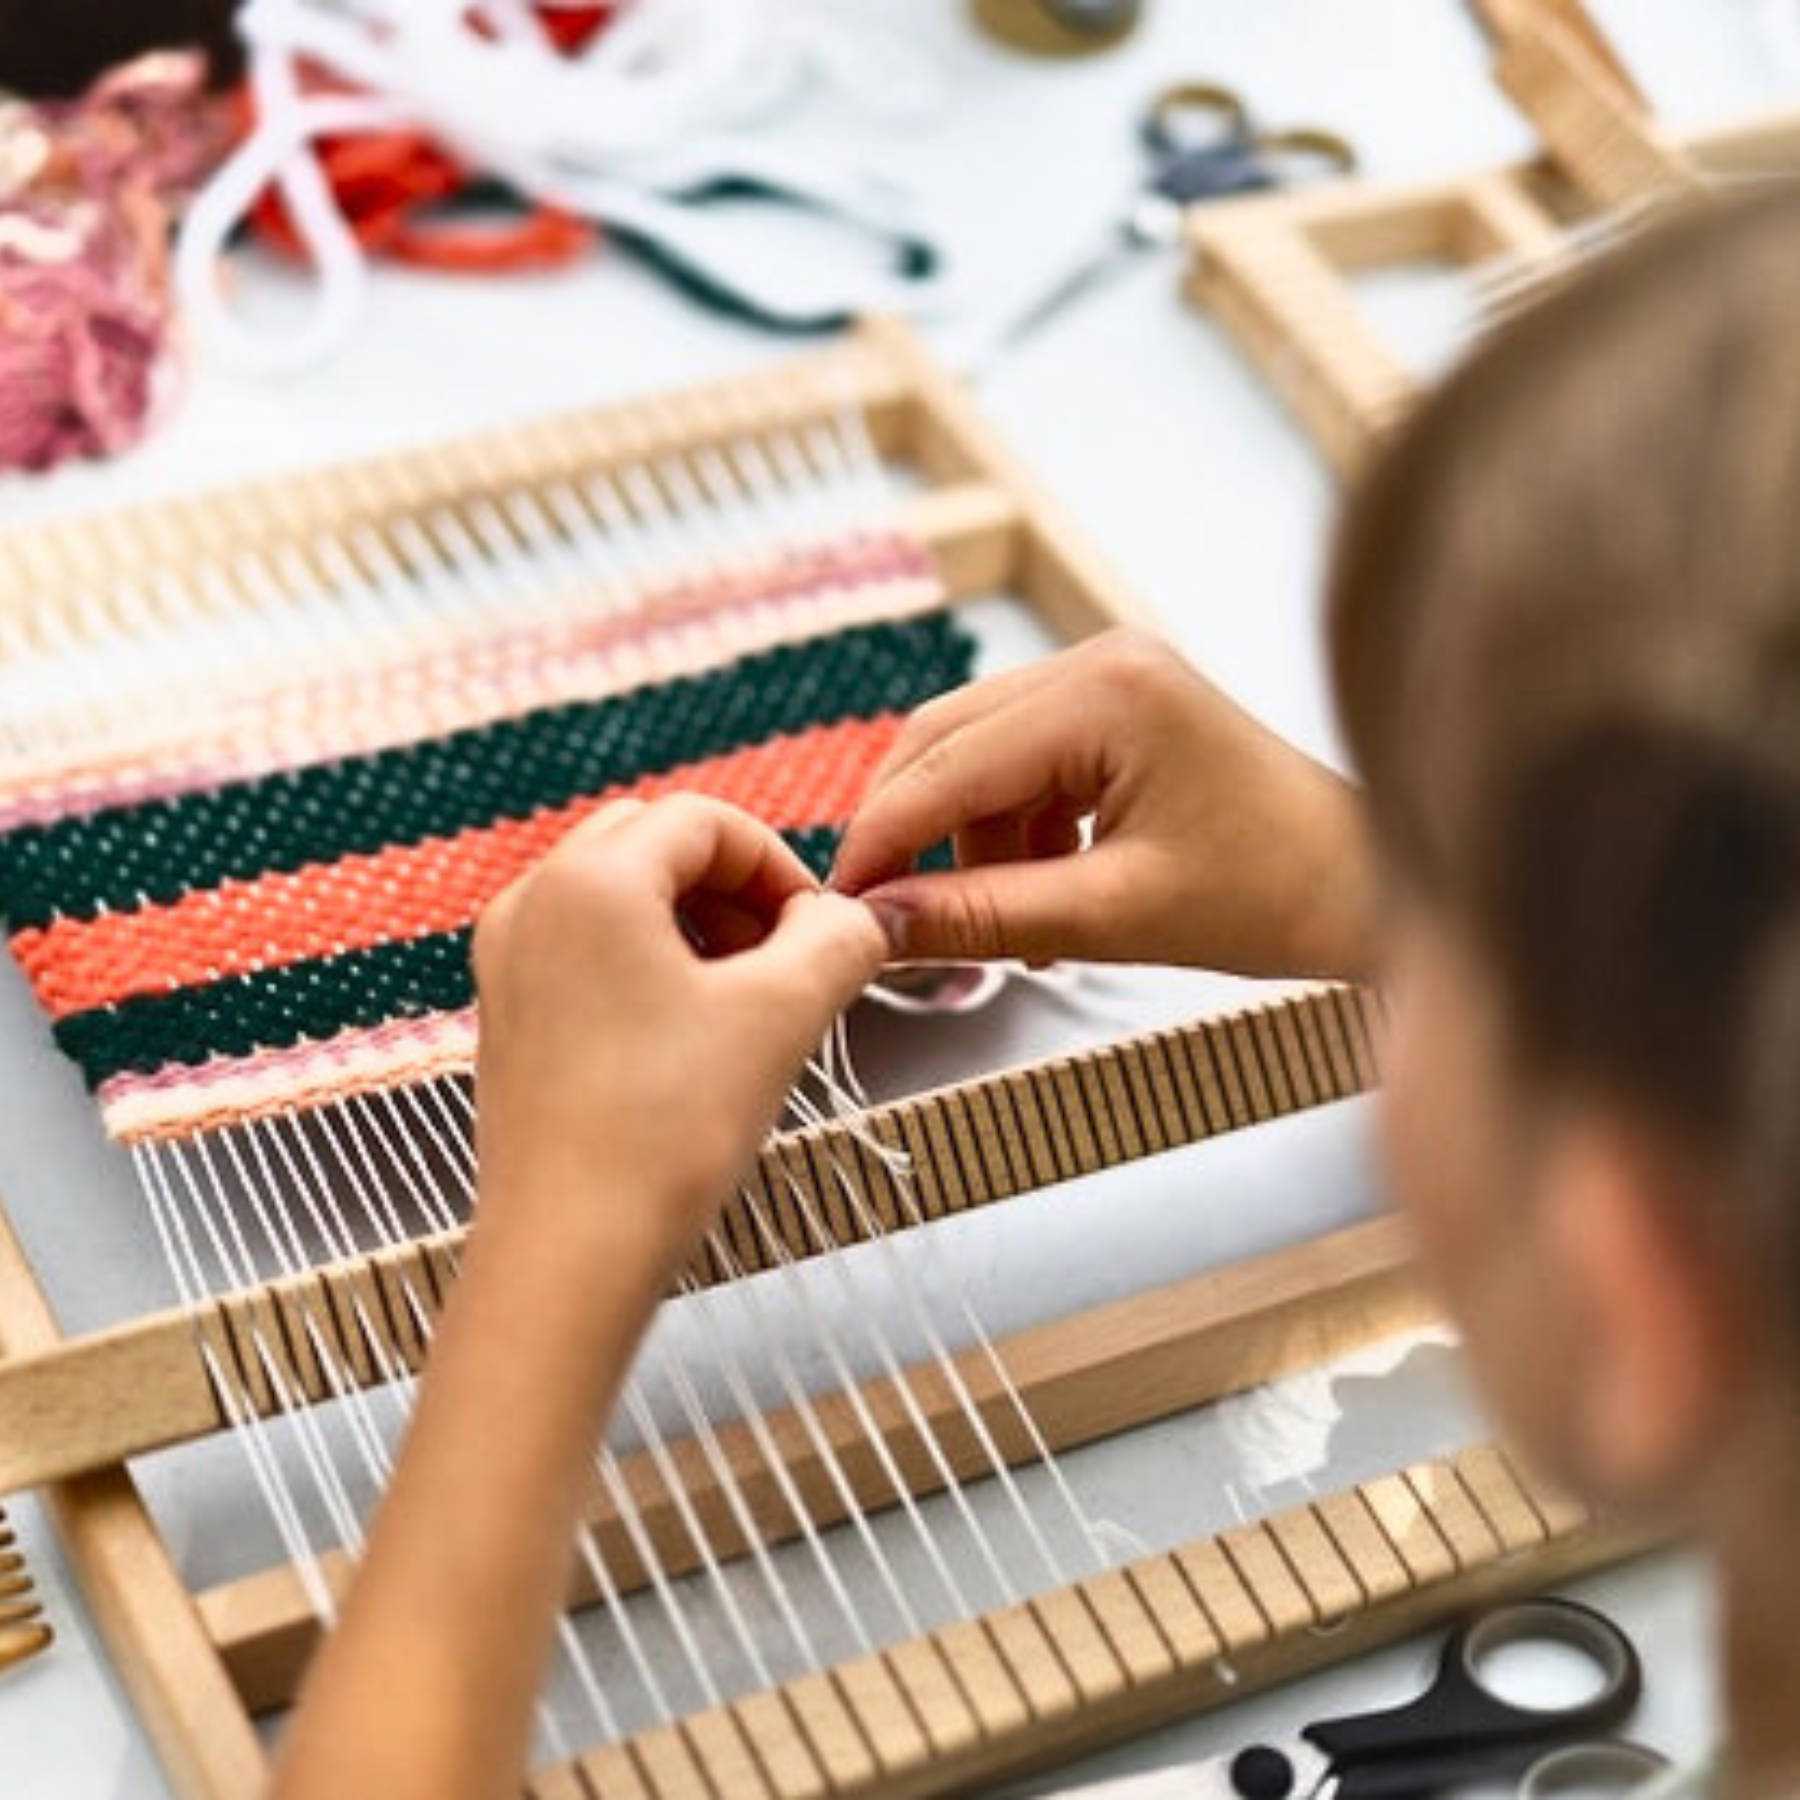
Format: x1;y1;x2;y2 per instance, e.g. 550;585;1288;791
1287;785;1382;982
476;1156;705;1302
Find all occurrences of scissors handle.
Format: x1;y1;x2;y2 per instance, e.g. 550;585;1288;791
1303;1599;1642;1800
1308;1740;1668;1800
1141;81;1252;158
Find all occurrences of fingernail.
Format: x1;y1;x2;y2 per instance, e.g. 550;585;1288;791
866;898;912;958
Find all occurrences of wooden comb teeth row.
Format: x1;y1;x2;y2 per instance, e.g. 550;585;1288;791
0;1504;53;1675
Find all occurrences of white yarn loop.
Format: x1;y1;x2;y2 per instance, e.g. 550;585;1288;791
175;0;948;373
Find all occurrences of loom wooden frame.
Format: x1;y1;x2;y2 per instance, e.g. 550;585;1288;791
0;319;1650;1800
1182;8;1800;475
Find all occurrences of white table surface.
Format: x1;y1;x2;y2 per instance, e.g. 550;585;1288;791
1;3;1793;1795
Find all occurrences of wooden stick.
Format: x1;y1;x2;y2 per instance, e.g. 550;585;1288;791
1184;103;1800;473
1493;14;1702;209
1186;221;1417;475
199;1214;1433;1713
1471;0;1648;111
546;1443;1660;1800
0;987;1381;1494
858;315;1158;641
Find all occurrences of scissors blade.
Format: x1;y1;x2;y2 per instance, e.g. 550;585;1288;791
991;221;1140;360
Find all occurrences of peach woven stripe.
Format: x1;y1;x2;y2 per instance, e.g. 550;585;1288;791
15;713;903;1019
97;1010;481;1144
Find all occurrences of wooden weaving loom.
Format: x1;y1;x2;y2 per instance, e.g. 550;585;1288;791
1184;1;1800;474
0;317;1655;1800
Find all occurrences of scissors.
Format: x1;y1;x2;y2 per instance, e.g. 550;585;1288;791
992;79;1357;362
1044;1599;1669;1800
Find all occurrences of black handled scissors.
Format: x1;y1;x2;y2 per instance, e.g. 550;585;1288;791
1042;1599;1668;1800
991;78;1357;361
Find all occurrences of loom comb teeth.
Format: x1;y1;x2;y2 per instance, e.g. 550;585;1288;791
0;1620;54;1673
0;1509;50;1677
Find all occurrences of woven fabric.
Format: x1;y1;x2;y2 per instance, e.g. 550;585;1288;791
0;611;972;1136
0;531;936;831
99;1010;486;1142
18;720;891;1017
1;617;962;927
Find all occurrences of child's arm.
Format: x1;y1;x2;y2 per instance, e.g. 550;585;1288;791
271;796;885;1800
833;630;1380;981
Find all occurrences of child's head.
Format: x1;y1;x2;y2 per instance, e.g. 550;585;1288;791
1327;185;1800;1523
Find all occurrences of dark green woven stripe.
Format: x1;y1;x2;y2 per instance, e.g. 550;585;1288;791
61;829;953;1089
60;930;482;1088
63;826;839;1087
0;616;971;930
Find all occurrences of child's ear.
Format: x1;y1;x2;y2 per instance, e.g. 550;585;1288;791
1544;1118;1749;1501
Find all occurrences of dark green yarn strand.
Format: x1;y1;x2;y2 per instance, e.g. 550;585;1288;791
57;929;481;1088
61;825;839;1087
55;828;954;1089
0;616;973;930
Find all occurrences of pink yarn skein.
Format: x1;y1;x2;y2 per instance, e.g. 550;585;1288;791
0;51;228;475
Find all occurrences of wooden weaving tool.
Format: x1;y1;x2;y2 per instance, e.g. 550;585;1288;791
0;318;1655;1800
0;1502;53;1677
1182;4;1800;474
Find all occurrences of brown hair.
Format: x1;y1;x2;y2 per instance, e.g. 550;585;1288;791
1328;183;1800;1334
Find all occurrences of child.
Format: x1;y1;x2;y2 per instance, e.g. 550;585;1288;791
274;185;1800;1798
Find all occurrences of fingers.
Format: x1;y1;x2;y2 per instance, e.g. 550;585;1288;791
585;797;647;836
953;811;1027;879
858;655;1066;796
860;844;1140;964
566;795;818;918
738;890;887;1035
1024;797;1084;863
834;700;1104;895
678;891;775;957
476;798;646;950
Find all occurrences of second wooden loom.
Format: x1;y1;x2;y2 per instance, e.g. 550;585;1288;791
1184;3;1800;475
0;317;1654;1800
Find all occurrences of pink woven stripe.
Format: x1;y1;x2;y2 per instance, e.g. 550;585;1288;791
97;1008;480;1142
0;535;936;828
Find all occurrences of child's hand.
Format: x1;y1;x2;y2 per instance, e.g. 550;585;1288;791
472;796;885;1280
832;630;1376;979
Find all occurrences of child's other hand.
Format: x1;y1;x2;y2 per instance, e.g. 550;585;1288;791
832;630;1376;979
472;796;885;1279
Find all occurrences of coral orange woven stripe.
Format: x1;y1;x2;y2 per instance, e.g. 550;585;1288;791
14;713;903;1019
0;614;966;930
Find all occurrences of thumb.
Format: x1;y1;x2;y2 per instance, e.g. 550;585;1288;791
741;889;888;1025
860;852;1133;965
